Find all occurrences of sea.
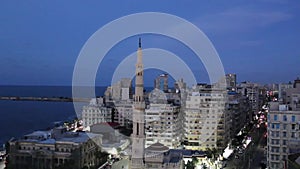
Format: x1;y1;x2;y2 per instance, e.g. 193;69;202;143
0;86;106;148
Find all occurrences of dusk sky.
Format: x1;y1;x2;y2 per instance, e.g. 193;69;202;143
1;1;300;86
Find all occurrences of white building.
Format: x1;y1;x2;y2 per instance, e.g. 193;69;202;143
8;127;102;169
105;78;132;101
145;103;182;149
183;84;229;151
278;82;293;102
114;100;133;127
82;99;112;127
267;102;300;169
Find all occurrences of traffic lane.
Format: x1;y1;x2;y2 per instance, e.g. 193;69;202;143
249;130;267;169
224;151;245;169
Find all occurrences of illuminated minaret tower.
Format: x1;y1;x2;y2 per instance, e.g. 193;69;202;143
131;38;145;168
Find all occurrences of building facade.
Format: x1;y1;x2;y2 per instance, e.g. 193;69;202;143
154;74;168;92
7;127;102;169
82;99;113;128
227;92;251;138
267;102;300;169
145;103;182;148
114;100;133;128
183;84;229;151
226;73;237;91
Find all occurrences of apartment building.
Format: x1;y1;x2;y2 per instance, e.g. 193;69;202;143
267;102;300;169
145;102;182;149
82;98;113;127
183;84;229;151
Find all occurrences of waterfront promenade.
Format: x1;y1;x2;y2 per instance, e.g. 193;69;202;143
0;96;90;102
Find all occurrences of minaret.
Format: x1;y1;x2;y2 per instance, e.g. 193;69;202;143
131;38;145;168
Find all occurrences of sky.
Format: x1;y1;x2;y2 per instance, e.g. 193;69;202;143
0;1;300;86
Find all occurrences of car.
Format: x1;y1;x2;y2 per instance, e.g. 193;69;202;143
238;149;244;154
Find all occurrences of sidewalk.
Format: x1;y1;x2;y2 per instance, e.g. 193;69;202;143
0;161;5;169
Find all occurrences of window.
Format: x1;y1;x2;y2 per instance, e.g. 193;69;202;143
283;124;287;130
283;147;286;153
276;124;280;129
283;115;287;121
283;132;287;137
283;155;287;160
283;140;287;145
291;132;296;138
292;116;296;122
274;115;278;121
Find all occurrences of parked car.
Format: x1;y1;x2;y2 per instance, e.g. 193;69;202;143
238;149;244;154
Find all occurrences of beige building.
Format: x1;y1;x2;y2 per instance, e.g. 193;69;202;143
238;81;266;112
267;102;300;169
82;99;112;128
105;78;132;101
183;84;229;151
7;127;102;169
114;100;133;128
145;102;182;149
154;74;168;92
284;78;300;109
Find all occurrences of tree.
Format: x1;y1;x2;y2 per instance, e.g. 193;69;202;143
185;160;194;169
95;150;109;166
205;148;213;158
201;163;208;169
192;156;198;166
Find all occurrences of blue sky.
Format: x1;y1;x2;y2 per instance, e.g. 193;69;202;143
0;1;299;86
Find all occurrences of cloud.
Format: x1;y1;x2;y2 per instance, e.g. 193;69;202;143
195;7;292;34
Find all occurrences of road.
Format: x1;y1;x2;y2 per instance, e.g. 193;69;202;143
248;126;267;169
224;125;267;169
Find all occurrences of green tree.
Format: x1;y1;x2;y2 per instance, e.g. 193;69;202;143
192;156;198;166
185;160;194;169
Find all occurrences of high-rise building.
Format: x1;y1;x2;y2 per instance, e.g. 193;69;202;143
227;92;251;138
104;78;132;101
284;78;300;108
145;101;182;149
183;84;229;151
131;38;146;169
278;82;293;101
154;74;168;92
82;98;113;128
114;100;133;128
226;73;237;90
267;102;300;169
238;81;265;112
267;78;300;169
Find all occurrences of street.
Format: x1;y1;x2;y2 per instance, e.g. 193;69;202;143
225;125;267;169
